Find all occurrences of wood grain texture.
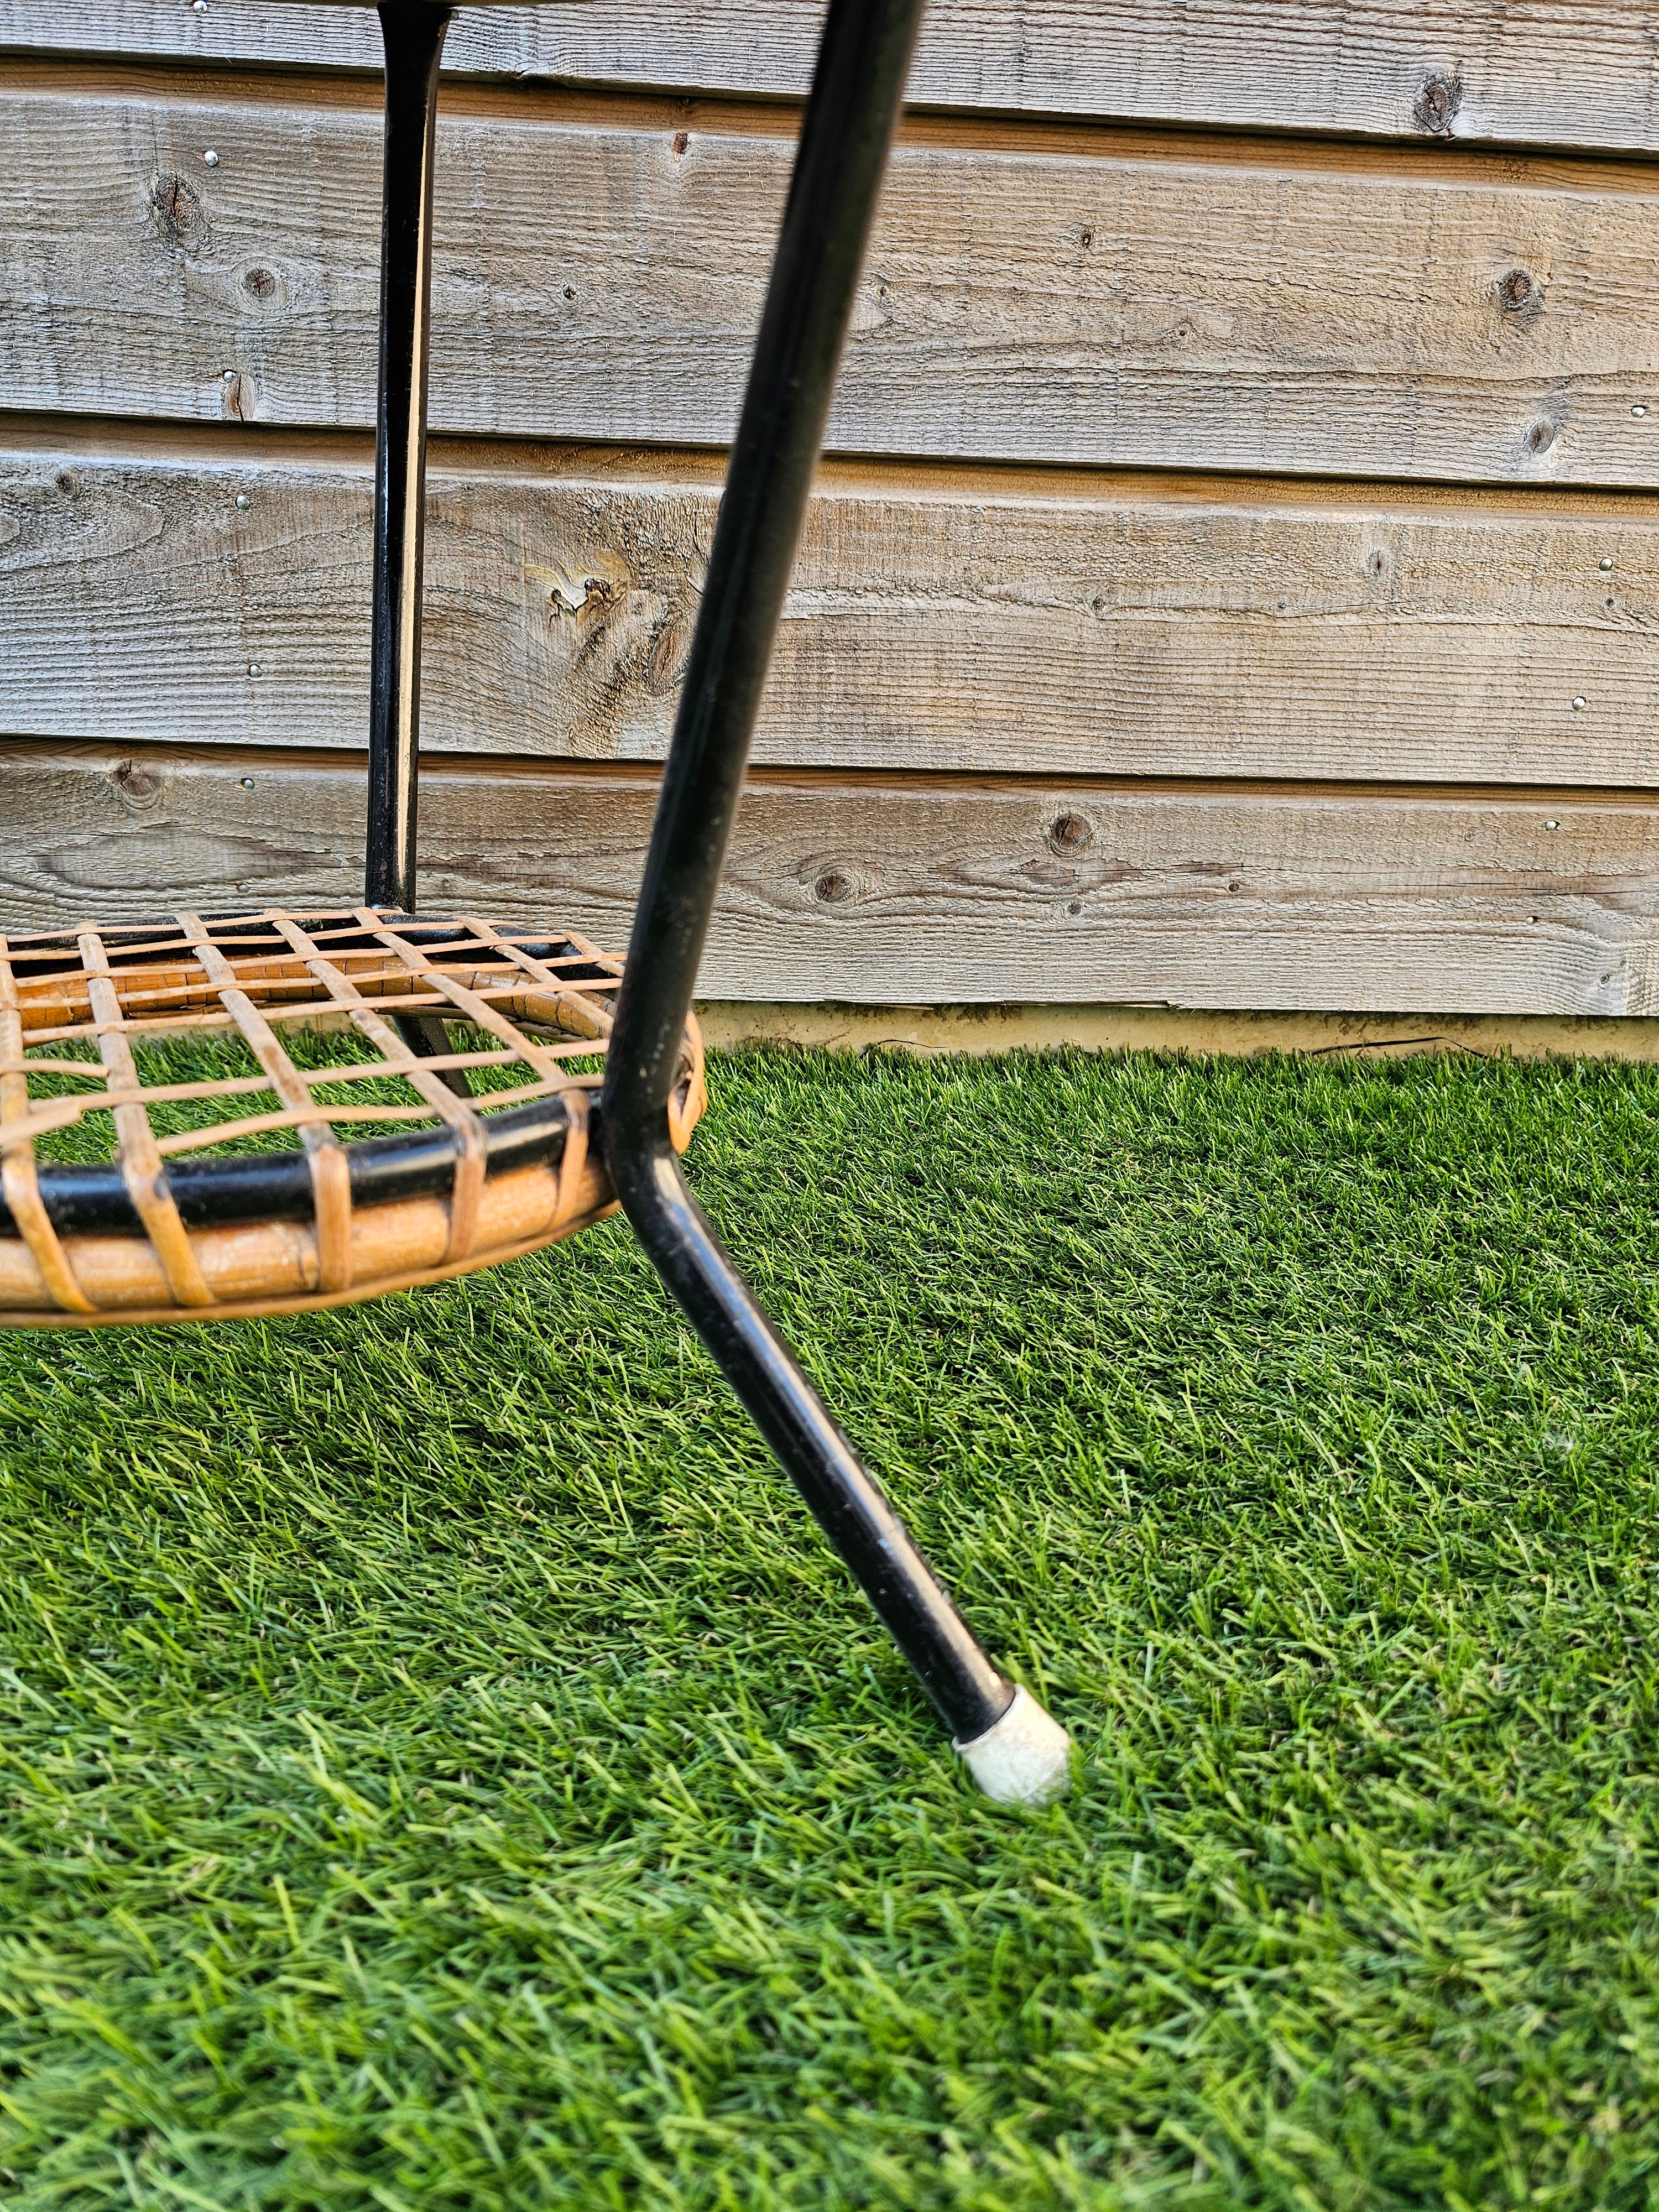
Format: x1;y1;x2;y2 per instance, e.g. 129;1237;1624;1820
6;445;1659;787
3;743;1658;1014
7;1;1659;157
7;84;1659;484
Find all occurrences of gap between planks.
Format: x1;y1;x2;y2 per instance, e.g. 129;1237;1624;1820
7;739;1659;814
9;47;1659;201
12;412;1659;524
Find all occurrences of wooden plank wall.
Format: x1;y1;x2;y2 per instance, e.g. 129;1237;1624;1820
4;1;1659;1015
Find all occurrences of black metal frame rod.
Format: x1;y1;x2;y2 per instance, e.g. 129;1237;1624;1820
599;0;1069;1792
367;1;451;919
368;3;469;1088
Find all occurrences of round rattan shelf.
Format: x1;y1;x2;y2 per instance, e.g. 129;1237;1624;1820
0;908;705;1328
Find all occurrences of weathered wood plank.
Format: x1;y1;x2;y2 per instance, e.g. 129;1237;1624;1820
4;445;1657;786
6;85;1659;484
6;1;1659;158
3;743;1657;1014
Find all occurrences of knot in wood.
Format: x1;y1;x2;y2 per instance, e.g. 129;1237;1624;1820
1412;72;1462;136
149;171;208;253
1498;268;1537;314
1047;812;1093;855
112;759;163;808
813;870;853;905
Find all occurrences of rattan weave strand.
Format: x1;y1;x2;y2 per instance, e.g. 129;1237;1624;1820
0;908;705;1327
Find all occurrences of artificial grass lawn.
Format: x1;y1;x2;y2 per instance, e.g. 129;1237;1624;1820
3;1044;1659;2210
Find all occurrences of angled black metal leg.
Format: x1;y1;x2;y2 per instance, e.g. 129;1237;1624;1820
368;3;469;1092
601;0;1068;1799
623;1146;1020;1739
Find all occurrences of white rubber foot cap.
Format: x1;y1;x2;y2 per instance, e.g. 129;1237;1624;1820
954;1685;1071;1805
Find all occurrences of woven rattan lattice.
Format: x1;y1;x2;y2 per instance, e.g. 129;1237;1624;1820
0;0;1070;1802
0;910;702;1327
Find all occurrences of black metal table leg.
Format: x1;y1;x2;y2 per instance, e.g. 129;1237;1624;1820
369;3;469;1092
600;0;1069;1802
